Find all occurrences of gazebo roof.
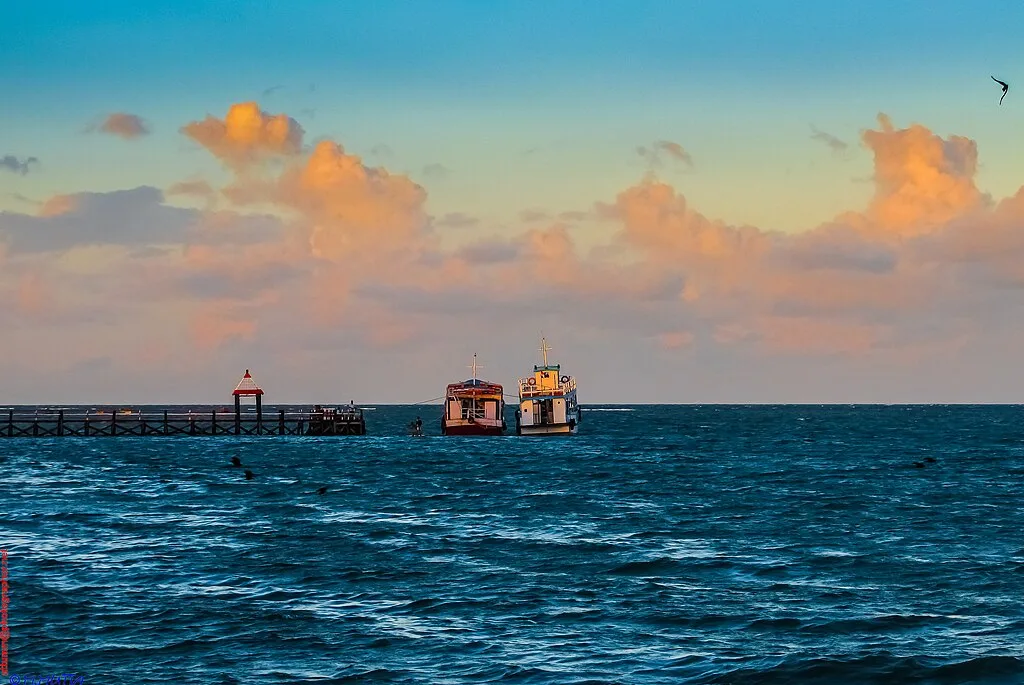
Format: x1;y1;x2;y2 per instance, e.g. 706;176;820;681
232;369;264;396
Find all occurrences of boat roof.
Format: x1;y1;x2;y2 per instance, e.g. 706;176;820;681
456;378;501;387
447;378;503;392
533;364;561;372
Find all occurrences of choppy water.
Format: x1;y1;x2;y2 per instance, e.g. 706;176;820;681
2;405;1024;684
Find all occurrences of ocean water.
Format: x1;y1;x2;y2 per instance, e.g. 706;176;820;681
2;404;1024;684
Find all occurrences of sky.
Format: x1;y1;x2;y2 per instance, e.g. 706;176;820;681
5;1;1024;403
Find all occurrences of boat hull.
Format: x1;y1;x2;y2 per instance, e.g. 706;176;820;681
441;422;505;436
516;422;577;436
515;394;581;437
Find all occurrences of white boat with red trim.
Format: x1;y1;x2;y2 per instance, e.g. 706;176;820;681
441;354;507;436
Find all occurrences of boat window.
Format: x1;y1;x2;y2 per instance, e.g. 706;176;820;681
461;402;486;420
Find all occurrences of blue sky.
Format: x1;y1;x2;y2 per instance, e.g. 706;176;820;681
5;1;1024;232
6;2;1024;402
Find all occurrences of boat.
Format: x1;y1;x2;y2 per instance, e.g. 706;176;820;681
515;337;581;436
440;354;506;436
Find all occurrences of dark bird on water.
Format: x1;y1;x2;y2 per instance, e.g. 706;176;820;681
316;486;328;495
913;461;925;468
244;469;254;480
992;76;1009;105
924;456;936;463
231;456;241;467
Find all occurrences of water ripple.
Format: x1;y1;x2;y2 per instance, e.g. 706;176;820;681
1;405;1023;683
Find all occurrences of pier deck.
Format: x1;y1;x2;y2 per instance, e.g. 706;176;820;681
0;408;366;438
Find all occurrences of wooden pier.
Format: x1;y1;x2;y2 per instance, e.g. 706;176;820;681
0;370;367;438
0;407;366;438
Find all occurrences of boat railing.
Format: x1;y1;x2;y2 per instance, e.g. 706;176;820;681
518;377;576;397
446;388;503;398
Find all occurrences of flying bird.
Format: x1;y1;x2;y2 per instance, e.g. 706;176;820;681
992;76;1009;105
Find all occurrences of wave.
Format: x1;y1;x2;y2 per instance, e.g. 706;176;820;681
703;654;1024;684
6;404;1024;682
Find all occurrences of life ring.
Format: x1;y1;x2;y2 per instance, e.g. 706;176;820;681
560;375;569;383
527;378;536;386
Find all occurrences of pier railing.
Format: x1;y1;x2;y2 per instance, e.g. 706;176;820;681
0;408;366;438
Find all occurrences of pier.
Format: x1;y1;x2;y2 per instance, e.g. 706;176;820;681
0;370;367;438
0;407;365;438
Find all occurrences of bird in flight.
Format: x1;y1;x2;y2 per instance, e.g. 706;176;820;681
992;76;1009;105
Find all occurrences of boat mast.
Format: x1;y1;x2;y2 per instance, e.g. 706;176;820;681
539;337;551;367
468;353;482;417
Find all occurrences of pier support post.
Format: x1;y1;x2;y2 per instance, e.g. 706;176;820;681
110;411;116;437
234;395;241;435
212;410;217;436
256;394;263;435
279;410;285;435
8;410;13;437
163;410;169;435
57;410;64;437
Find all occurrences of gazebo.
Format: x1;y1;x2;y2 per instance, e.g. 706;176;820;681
232;369;264;434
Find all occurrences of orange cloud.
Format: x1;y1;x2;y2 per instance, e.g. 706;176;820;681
658;331;695;350
38;194;78;217
189;307;258;349
181;102;304;168
179;105;434;330
283;141;428;258
605;179;770;261
183;105;430;261
8;105;1024;374
860;113;985;237
753;316;884;356
17;271;54;315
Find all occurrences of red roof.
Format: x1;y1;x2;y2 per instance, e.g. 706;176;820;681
446;379;503;397
232;369;264;396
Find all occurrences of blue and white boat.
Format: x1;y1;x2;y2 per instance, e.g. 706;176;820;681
515;337;580;436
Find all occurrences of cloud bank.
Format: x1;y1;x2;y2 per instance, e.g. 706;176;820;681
3;106;1024;402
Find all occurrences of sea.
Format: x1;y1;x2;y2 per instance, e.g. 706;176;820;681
2;404;1024;684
